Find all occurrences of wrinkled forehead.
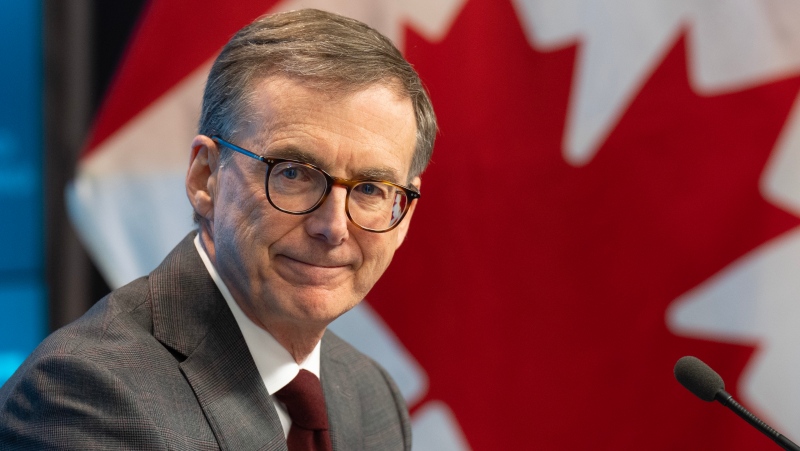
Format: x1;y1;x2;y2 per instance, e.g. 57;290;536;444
240;75;412;138
238;76;417;179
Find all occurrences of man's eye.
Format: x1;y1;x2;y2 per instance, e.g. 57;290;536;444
356;183;391;199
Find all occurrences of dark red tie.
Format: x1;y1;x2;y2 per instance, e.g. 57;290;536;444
274;369;333;451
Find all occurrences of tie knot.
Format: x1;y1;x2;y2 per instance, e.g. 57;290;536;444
274;369;329;430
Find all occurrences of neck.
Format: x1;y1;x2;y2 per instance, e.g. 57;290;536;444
264;322;325;364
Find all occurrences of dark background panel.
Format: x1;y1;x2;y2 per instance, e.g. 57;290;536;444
44;0;147;335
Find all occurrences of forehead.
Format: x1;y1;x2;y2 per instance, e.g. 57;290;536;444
240;76;417;182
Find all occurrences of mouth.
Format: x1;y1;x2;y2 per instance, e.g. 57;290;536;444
281;254;349;269
275;254;352;285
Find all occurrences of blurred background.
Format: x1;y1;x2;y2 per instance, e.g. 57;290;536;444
0;0;146;382
6;0;800;449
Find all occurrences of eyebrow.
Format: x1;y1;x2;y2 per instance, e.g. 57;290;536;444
266;146;403;184
354;167;401;184
265;146;321;166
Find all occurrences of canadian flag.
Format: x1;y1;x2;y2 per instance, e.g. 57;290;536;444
67;0;800;449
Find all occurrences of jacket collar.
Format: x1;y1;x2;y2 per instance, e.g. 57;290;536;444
148;232;287;450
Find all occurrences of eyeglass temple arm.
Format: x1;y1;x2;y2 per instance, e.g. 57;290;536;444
211;135;267;163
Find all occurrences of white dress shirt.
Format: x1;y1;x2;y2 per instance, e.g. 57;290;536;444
194;235;322;438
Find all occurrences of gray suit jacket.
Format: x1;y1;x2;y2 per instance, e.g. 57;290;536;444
0;233;411;450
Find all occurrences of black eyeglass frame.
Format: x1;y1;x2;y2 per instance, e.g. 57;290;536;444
211;135;420;233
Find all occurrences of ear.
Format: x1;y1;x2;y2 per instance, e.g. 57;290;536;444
186;135;221;226
393;176;421;249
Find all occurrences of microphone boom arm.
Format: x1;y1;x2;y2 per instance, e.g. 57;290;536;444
715;389;800;451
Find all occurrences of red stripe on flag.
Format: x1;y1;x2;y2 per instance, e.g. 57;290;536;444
83;0;282;157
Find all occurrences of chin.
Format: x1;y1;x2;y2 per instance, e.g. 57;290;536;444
287;291;360;323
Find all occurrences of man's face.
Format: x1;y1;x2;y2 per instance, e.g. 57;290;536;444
189;76;419;335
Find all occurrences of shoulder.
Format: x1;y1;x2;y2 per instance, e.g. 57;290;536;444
22;275;156;364
0;351;167;449
0;275;212;449
321;331;412;450
322;331;402;391
0;275;160;407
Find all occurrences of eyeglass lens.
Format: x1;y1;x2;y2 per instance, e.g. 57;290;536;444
268;161;408;231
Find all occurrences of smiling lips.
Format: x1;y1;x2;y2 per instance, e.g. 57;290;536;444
277;254;352;284
283;254;350;268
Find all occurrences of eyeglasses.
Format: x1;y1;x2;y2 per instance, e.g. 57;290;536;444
211;136;420;233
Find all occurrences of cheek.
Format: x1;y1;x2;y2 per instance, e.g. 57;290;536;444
215;170;272;239
213;183;274;270
357;235;398;281
216;199;259;248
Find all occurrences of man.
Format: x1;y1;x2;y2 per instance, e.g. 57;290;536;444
0;9;436;450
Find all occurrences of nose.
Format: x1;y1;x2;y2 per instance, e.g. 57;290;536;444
304;186;350;245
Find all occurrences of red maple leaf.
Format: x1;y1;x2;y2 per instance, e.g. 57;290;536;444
368;0;800;449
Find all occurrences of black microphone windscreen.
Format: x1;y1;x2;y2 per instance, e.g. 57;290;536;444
674;356;725;402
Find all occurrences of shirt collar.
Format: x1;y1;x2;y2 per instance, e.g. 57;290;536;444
193;233;321;394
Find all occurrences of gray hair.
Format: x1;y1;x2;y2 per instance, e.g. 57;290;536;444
198;8;437;180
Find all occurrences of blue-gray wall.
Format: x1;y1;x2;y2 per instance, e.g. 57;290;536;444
0;1;44;384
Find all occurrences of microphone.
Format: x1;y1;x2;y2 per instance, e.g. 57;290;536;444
674;356;800;451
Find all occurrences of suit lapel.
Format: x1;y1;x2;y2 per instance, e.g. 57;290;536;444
321;333;363;451
149;233;287;451
179;313;287;451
